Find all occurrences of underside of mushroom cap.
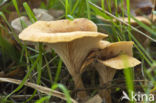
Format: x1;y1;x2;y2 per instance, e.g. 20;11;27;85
80;40;110;73
98;54;141;69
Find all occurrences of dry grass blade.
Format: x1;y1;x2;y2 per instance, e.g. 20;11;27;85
0;77;78;103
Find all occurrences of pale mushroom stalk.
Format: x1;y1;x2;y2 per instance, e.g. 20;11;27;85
95;64;116;103
47;37;107;99
18;18;108;100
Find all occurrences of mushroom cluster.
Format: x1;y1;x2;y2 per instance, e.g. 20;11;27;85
19;18;141;103
82;41;140;103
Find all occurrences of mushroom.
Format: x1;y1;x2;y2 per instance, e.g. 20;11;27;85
124;0;154;16
97;15;153;25
18;18;108;100
97;15;155;47
82;41;141;103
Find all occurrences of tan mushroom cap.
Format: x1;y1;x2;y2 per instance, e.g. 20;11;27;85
19;18;97;34
98;40;110;49
117;16;151;25
99;41;134;59
19;18;108;43
19;31;108;43
97;15;152;25
98;54;141;70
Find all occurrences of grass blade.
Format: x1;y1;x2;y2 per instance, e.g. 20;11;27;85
12;0;20;16
23;2;37;23
54;59;62;83
52;84;72;103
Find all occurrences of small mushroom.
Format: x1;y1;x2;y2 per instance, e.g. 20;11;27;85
124;0;154;16
97;15;153;25
19;18;108;100
97;15;155;47
114;16;154;47
83;41;141;103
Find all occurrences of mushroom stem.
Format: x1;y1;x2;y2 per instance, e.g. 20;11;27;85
50;43;89;99
95;62;116;103
72;73;88;99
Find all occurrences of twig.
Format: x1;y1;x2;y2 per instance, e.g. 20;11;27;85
0;94;39;99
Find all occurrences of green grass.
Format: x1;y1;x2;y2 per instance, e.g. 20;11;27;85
0;0;156;102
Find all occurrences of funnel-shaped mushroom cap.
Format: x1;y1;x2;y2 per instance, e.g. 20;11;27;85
98;54;141;69
99;41;134;59
97;41;141;70
19;18;99;42
97;16;152;26
19;18;97;36
117;16;152;26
